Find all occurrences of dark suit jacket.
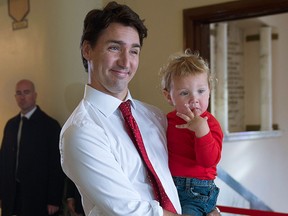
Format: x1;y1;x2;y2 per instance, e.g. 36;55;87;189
0;106;65;216
65;177;85;215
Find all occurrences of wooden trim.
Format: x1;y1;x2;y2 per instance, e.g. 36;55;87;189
183;0;288;63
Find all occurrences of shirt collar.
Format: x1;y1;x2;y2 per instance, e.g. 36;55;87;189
83;85;136;117
22;106;37;119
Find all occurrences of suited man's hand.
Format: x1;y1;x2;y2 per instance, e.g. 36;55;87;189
67;198;77;215
47;204;59;215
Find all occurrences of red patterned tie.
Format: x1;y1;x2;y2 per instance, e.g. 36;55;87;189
119;101;177;213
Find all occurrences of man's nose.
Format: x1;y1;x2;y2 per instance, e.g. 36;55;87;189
118;51;129;68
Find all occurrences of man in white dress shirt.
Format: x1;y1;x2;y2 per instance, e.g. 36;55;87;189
60;2;220;216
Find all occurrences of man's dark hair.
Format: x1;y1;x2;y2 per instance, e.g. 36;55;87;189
80;1;148;72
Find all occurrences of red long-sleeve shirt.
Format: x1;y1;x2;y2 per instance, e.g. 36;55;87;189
167;110;223;180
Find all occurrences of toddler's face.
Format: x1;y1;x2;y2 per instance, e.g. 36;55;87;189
166;73;210;116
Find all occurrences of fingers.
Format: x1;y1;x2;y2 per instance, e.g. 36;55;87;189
175;104;195;128
47;205;59;215
176;104;197;122
184;103;202;118
184;104;195;117
193;108;201;116
176;112;191;123
175;112;191;129
175;123;187;129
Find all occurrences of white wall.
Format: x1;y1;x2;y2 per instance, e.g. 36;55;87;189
0;0;99;127
1;0;288;214
218;14;288;213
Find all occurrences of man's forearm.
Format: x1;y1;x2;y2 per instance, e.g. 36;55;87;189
163;209;180;216
163;209;190;216
163;207;221;216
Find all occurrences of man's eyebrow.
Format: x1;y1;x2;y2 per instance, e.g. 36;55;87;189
107;40;141;48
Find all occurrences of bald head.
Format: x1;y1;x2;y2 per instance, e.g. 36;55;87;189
15;79;37;114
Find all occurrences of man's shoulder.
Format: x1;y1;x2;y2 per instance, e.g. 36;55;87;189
5;114;20;127
133;100;167;128
134;100;164;116
33;106;60;127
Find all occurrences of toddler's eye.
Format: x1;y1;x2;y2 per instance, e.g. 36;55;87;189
198;89;205;94
179;91;188;96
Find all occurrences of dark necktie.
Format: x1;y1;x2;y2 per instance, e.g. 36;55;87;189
119;101;177;213
16;116;27;181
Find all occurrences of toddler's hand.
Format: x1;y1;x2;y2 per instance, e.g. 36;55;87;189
176;104;209;137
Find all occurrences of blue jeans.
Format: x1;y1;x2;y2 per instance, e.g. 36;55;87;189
173;177;219;216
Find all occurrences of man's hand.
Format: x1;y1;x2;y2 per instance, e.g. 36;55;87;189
163;209;191;216
67;198;77;216
47;204;59;215
163;209;181;216
207;207;221;216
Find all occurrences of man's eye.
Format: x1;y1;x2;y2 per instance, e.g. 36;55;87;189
108;46;120;51
15;90;31;96
130;49;139;55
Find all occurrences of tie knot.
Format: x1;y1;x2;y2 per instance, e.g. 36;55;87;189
119;100;132;118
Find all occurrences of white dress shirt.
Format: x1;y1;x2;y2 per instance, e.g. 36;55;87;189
60;85;181;216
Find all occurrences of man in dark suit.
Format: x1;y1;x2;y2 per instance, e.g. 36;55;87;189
0;79;65;216
65;177;85;216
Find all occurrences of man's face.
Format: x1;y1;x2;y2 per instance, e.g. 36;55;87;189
82;22;141;100
15;80;37;114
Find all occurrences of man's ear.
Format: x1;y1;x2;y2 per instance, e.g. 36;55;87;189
82;41;92;60
162;89;174;106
